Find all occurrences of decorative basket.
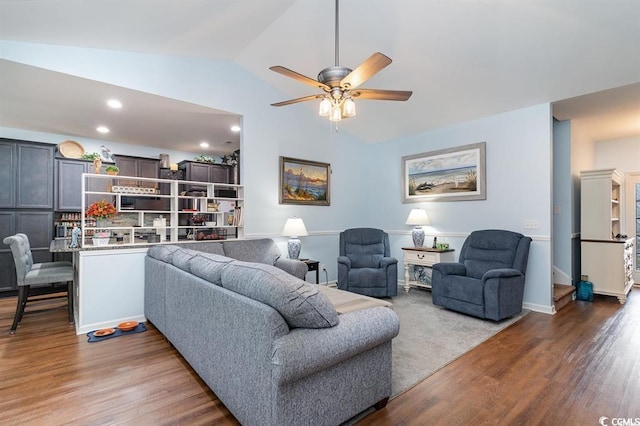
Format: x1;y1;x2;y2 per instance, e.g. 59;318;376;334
58;140;85;159
92;237;110;246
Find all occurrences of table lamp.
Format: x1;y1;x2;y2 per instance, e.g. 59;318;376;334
281;217;308;259
405;209;430;247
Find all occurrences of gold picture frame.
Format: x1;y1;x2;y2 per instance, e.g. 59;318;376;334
279;156;330;206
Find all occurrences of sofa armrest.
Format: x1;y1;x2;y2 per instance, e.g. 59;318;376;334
432;262;466;277
482;268;523;281
274;258;308;280
337;256;351;269
271;307;399;385
379;257;398;268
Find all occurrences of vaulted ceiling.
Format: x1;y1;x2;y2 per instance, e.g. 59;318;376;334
1;0;639;152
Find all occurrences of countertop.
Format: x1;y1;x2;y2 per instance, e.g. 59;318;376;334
50;238;158;252
49;238;233;252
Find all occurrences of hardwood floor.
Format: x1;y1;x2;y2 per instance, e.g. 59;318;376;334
0;294;238;425
1;290;639;425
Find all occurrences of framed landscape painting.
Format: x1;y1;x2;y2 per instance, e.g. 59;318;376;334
402;142;486;203
279;156;330;206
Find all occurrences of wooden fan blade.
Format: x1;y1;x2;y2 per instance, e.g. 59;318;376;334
340;52;392;90
269;66;331;91
271;94;323;107
351;89;413;101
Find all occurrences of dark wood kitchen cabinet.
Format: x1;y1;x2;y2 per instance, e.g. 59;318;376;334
55;158;88;211
55;158;112;211
0;211;53;292
178;161;233;185
0;139;55;294
0;142;16;208
0;139;54;209
114;155;159;188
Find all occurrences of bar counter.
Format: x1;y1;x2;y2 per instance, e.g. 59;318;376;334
50;238;160;252
51;238;231;334
51;239;148;334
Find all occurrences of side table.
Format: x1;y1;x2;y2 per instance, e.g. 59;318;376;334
300;259;320;284
402;247;455;292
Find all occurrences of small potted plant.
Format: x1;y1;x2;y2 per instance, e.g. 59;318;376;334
105;165;119;176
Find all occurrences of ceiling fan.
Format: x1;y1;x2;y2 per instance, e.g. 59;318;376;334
269;0;412;122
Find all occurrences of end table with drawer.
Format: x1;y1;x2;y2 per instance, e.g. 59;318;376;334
300;259;320;284
402;247;455;292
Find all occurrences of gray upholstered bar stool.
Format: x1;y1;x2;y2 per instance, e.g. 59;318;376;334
3;234;74;334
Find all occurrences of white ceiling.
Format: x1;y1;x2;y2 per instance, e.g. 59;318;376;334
0;0;639;152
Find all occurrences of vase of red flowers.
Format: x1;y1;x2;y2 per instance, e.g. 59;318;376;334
86;200;117;228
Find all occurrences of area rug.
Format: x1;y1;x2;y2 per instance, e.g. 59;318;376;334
390;289;529;397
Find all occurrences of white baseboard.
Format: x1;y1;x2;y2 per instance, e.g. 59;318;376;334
523;302;555;315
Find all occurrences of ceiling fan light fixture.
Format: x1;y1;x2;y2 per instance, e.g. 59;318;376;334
269;0;412;120
319;98;332;116
343;98;356;117
329;105;342;122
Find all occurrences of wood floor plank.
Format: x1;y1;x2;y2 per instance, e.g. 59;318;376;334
1;289;639;425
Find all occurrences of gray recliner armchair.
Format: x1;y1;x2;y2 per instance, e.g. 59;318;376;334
337;228;398;297
431;229;532;321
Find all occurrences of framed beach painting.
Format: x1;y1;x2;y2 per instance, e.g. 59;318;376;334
279;156;330;206
402;142;486;203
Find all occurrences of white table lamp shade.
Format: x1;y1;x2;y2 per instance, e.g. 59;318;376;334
405;209;430;247
282;217;308;259
405;209;431;226
281;217;308;237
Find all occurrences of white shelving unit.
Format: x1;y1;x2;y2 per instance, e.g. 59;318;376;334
80;173;244;247
580;168;623;240
580;169;634;303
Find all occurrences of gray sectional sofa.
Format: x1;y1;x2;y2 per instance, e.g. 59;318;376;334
176;238;309;279
144;242;400;426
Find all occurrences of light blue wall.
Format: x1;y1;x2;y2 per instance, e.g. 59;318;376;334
367;104;554;311
1;41;554;312
553;119;573;283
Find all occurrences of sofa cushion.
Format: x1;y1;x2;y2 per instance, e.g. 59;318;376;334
189;253;234;286
176;241;225;256
221;261;338;329
222;239;281;265
171;248;201;272
147;244;182;263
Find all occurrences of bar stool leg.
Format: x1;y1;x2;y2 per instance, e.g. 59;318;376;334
9;285;29;335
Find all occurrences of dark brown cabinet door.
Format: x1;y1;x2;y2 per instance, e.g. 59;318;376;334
137;159;160;188
114;155;159;188
16;143;54;209
114;156;139;187
0;211;51;292
0;142;16;208
56;159;87;211
188;162;211;183
0;139;54;210
179;161;232;184
0;212;17;291
16;211;53;248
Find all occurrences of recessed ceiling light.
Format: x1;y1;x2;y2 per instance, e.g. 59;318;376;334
200;141;210;148
106;99;122;109
230;125;241;132
96;126;110;134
